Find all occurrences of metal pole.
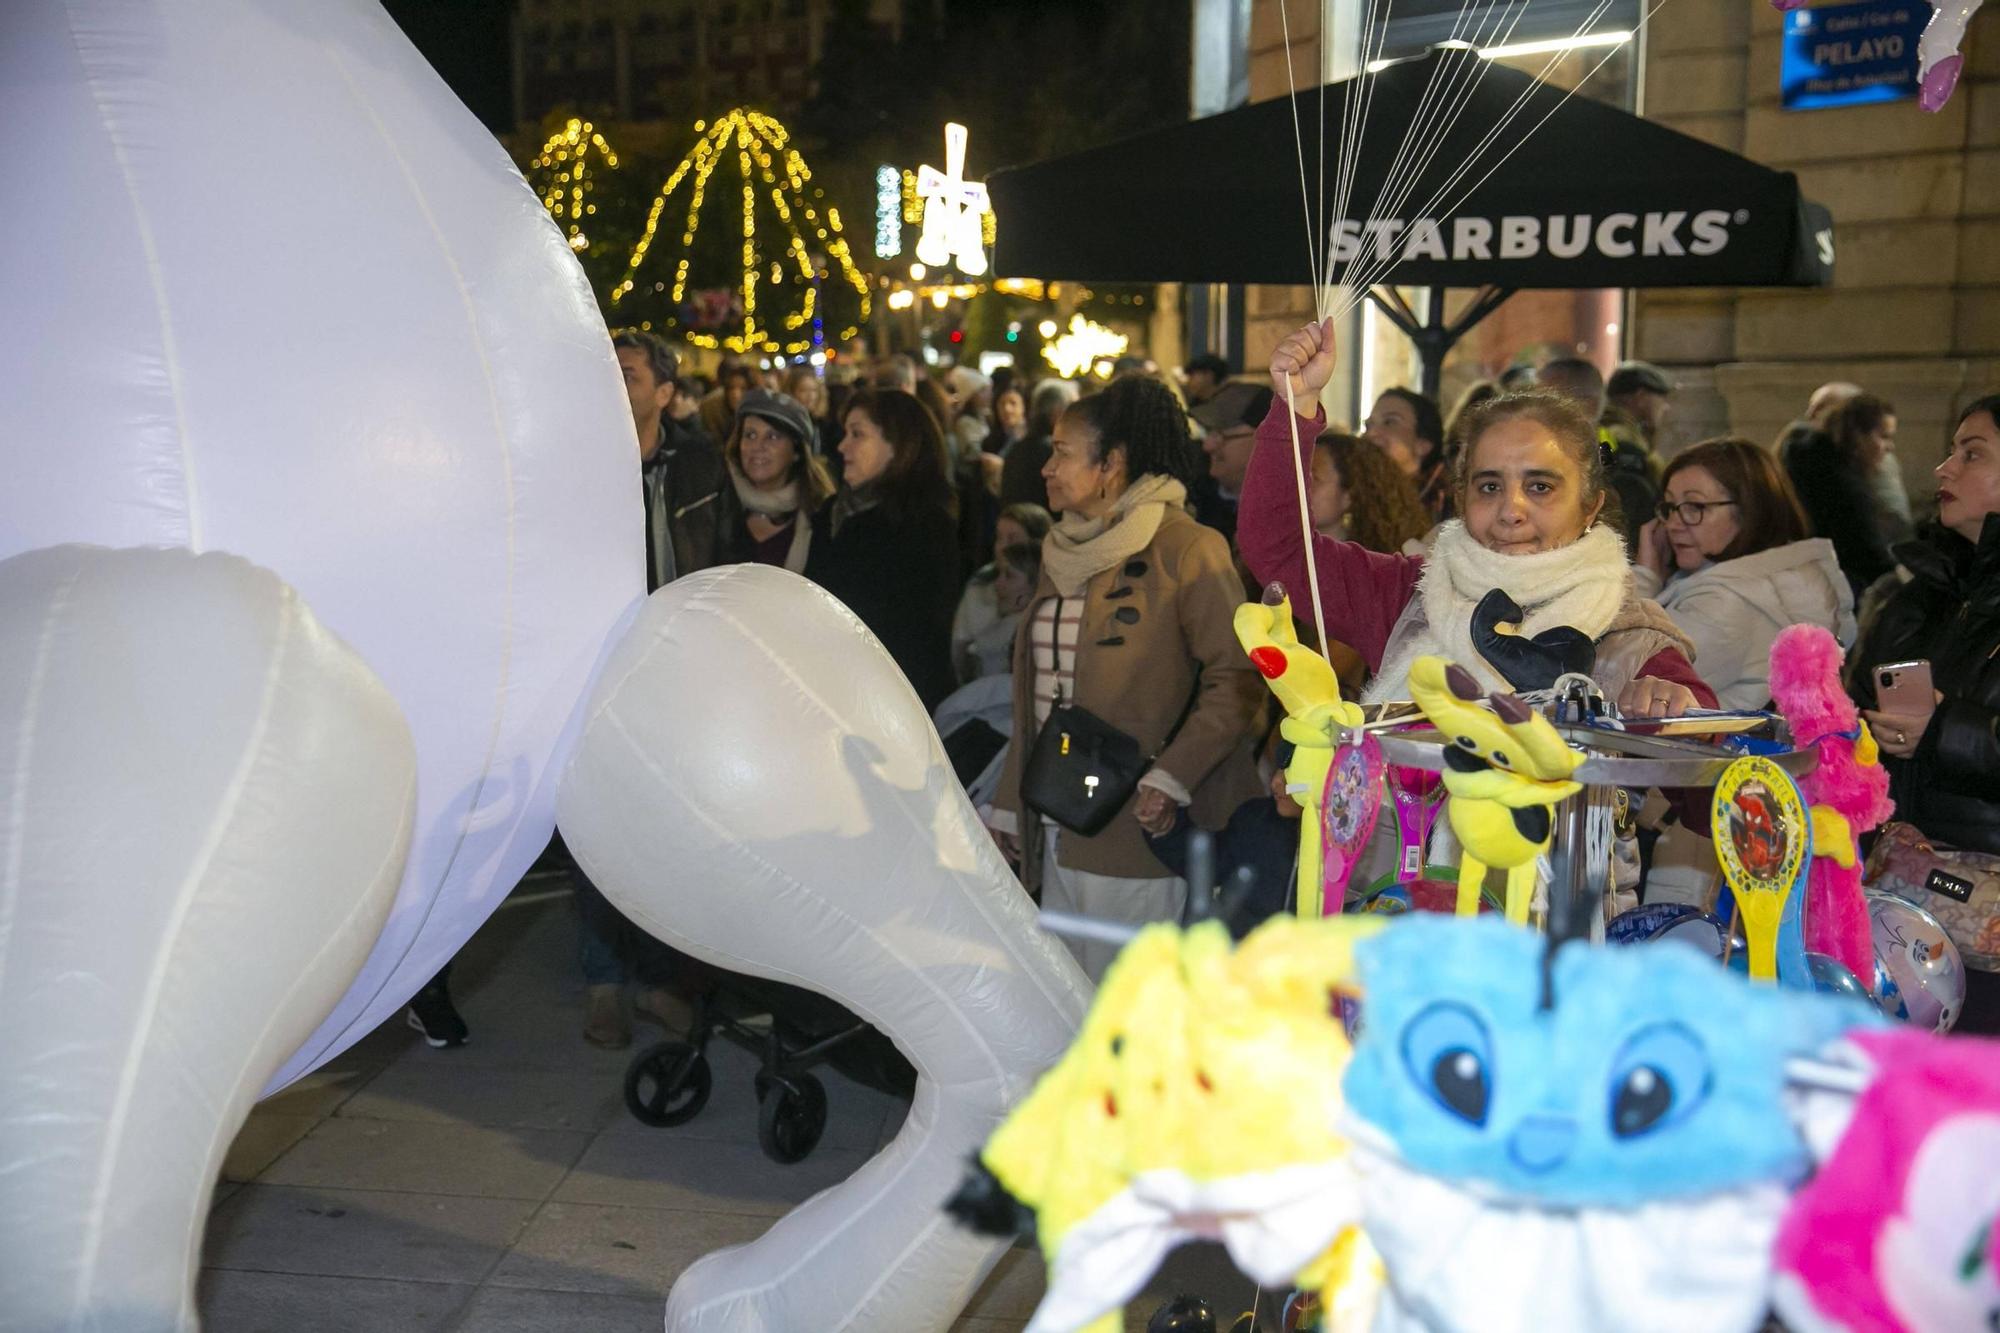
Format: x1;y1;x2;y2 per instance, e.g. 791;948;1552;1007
1420;286;1447;402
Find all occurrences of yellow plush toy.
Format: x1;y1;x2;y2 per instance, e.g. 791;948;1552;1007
950;915;1386;1333
1406;656;1584;924
1233;588;1365;919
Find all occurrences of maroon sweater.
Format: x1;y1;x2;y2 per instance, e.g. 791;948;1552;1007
1238;396;1716;706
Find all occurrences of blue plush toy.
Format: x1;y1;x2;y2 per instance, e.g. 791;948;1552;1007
1346;914;1872;1205
1340;915;1882;1333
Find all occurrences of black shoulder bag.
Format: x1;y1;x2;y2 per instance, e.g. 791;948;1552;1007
1020;596;1191;836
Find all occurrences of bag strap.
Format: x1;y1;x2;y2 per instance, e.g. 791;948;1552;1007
1050;595;1065;703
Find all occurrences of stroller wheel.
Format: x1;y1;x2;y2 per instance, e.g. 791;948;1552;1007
756;1073;828;1163
625;1040;712;1127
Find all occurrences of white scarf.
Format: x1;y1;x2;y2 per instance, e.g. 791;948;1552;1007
1366;521;1630;703
729;464;811;573
1040;474;1187;598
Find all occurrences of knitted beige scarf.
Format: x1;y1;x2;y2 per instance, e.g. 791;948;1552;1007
1040;474;1187;597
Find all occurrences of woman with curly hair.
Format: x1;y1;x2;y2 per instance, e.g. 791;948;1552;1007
1310;430;1435;554
989;375;1266;979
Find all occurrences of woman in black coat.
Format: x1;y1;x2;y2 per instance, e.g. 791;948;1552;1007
1788;393;1901;599
806;388;961;713
1848;396;2000;1030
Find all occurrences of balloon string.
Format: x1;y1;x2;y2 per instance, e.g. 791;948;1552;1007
1282;374;1330;658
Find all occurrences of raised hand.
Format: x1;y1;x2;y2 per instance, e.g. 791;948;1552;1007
1270;317;1339;401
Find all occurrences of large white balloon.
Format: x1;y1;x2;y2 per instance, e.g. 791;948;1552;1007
0;546;416;1331
559;565;1090;1332
0;0;644;1085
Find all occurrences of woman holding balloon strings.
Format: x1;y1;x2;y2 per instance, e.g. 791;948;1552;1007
1242;318;1715;716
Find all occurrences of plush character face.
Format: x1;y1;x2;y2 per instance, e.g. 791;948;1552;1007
1343;915;1878;1207
1774;1028;2000;1333
961;916;1385;1333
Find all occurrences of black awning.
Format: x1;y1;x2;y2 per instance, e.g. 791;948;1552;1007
987;47;1834;291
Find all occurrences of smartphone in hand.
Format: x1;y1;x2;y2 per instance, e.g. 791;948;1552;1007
1874;659;1935;714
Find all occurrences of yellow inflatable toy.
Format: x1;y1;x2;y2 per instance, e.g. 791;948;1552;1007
1233;586;1366;919
1406;656;1584;924
949;915;1387;1333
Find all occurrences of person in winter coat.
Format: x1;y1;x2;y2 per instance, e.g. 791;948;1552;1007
1786;393;1901;600
1849;395;2000;857
1851;396;2000;1034
988;376;1267;980
1244;319;1715;716
805;388;961;713
999;380;1078;512
615;331;738;591
722;389;836;572
951;502;1053;684
1632;438;1855;710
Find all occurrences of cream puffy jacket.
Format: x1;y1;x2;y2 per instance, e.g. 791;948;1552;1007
1633;537;1856;711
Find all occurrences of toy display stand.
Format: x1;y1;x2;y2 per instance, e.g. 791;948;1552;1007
1343;710;1819;942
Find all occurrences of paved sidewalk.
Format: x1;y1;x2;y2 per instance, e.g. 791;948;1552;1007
201;880;1258;1332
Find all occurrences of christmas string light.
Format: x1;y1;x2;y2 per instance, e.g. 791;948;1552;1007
527;118;620;253
615;108;870;354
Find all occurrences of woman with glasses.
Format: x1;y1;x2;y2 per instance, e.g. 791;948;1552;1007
1633;438;1853;709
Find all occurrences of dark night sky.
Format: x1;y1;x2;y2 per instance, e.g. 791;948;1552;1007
382;0;515;132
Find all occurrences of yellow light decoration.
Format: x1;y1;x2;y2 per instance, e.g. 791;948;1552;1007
1042;314;1129;379
527;118;620;254
615;108;872;355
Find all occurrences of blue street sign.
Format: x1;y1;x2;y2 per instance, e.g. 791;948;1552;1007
1782;0;1932;109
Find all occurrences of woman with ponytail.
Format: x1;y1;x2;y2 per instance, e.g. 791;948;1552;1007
989;377;1266;980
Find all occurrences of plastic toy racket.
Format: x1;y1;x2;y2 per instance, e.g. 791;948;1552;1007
1319;734;1386;916
1711;755;1813;983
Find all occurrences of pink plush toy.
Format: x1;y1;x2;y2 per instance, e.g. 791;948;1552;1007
1773;1028;2000;1332
1768;625;1895;984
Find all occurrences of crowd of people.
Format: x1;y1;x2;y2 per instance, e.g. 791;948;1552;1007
404;319;2000;1044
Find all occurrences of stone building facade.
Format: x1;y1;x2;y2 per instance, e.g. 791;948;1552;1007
1641;0;1997;487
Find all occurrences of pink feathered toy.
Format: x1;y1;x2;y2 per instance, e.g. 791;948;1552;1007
1768;625;1895;984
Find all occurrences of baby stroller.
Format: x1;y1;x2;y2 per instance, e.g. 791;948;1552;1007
622;961;914;1165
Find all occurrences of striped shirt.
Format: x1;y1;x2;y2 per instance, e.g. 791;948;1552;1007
1029;596;1084;725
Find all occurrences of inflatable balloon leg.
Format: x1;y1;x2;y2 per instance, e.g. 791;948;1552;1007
0;546;415;1332
2;0;644;1090
1917;0;1985;111
558;565;1090;1332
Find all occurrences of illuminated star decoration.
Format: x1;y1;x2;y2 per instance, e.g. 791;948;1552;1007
527;118;619;253
611;108;870;354
914;122;993;278
1042;314;1129;379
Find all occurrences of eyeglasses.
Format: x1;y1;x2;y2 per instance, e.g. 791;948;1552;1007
1656;499;1738;525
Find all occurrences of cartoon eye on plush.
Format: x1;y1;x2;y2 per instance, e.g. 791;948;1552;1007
1401;1002;1492;1126
1606;1022;1712;1139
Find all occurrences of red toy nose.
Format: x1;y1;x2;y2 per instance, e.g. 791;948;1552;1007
1249;646;1288;680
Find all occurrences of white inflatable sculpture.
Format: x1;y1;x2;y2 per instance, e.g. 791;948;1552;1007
560;565;1091;1332
0;0;644;1088
0;546;416;1331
